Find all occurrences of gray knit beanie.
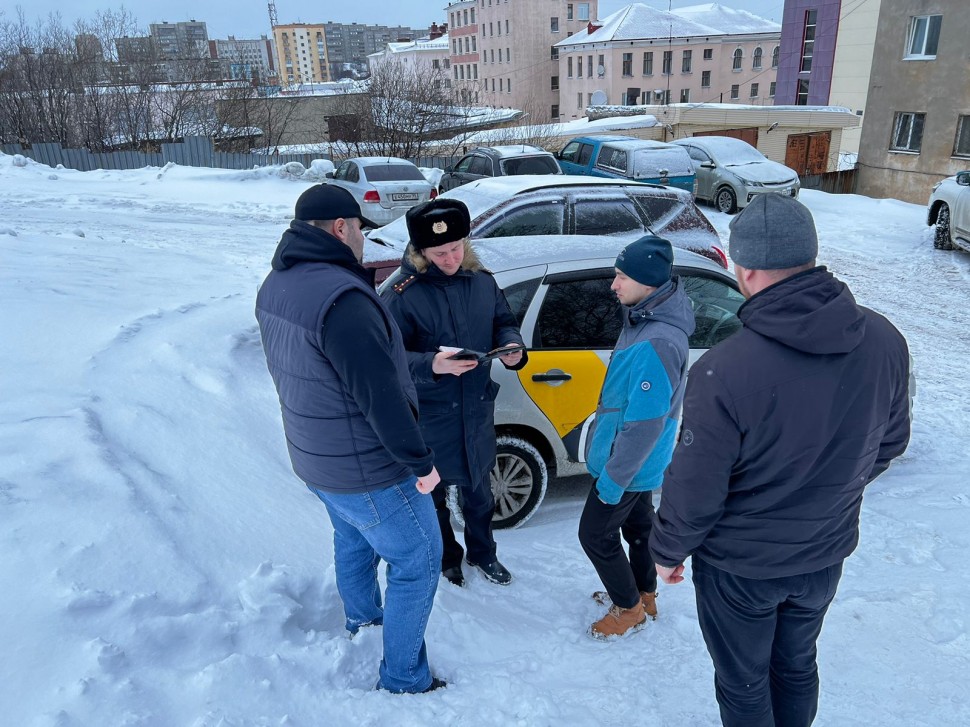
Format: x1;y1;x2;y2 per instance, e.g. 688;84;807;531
728;194;818;270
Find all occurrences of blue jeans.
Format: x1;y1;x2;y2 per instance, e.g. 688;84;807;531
692;556;843;727
313;477;442;694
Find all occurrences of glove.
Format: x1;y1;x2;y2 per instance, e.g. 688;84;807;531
595;474;624;506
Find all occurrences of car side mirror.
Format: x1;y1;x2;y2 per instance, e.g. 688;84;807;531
701;162;715;169
957;171;970;186
325;171;334;178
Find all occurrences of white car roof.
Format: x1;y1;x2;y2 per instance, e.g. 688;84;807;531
350;156;418;166
482;145;551;157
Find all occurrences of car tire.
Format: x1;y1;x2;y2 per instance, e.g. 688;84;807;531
934;204;954;250
448;435;549;530
715;186;738;214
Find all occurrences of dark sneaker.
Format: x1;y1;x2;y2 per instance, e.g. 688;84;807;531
467;558;513;585
442;566;465;587
377;676;447;694
422;677;448;693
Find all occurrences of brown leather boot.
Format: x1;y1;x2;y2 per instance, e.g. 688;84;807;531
592;591;658;619
641;591;658;620
589;601;646;640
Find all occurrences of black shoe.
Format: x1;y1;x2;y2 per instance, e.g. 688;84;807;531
441;566;465;587
422;677;448;693
467;558;513;585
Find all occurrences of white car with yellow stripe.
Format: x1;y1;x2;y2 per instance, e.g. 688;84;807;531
471;242;745;528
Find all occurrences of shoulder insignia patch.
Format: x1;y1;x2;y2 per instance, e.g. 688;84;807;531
391;274;417;294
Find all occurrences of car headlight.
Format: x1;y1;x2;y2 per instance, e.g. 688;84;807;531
737;178;763;187
932;182;942;192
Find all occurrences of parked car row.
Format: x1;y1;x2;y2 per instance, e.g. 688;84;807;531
320;135;801;228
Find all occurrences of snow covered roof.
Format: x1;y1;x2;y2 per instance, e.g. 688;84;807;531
384;34;449;54
674;3;780;34
556;2;777;47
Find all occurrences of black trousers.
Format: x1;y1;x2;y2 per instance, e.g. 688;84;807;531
578;485;657;609
691;556;844;727
431;471;497;570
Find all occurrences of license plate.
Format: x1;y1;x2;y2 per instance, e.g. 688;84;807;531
392;193;419;201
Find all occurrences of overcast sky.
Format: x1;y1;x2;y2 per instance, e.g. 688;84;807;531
9;1;786;40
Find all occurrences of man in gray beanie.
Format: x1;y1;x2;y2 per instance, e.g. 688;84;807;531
579;234;696;639
649;194;911;726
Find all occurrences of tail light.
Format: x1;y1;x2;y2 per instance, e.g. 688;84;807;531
363;190;380;203
712;245;728;269
429;188;438;199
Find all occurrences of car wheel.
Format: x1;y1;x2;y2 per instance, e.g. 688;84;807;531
448;435;549;530
934;204;954;250
715;186;738;214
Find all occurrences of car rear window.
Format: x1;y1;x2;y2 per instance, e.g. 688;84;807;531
365;164;426;182
500;156;561;175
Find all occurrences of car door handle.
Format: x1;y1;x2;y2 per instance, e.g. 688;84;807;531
532;372;572;383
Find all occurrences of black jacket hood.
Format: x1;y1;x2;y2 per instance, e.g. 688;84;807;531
739;267;866;355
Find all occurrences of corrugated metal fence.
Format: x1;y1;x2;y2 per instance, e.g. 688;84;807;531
0;136;324;172
0;137;462;174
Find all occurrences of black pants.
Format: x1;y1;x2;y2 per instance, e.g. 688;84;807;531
431;471;497;570
578;486;657;609
691;556;844;727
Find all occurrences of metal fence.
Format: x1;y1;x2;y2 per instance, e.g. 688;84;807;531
0;136;325;172
0;137;462;174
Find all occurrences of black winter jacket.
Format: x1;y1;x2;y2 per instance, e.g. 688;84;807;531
255;220;433;493
381;243;526;484
649;267;911;579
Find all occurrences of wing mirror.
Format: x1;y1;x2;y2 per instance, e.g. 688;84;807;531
956;171;970;186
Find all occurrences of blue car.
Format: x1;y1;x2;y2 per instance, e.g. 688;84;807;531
556;135;696;194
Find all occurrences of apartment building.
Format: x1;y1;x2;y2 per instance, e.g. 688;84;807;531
447;0;481;104
323;22;425;79
150;21;209;60
272;24;331;86
471;0;597;121
208;36;277;83
556;3;780;121
856;0;970;203
368;34;451;75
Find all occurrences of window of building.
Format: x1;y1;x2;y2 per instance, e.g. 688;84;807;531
906;14;942;59
772;45;779;68
552;104;560;118
567;56;573;77
753;47;763;69
433;59;440;69
891;112;925;152
662;50;672;75
473;64;478;79
801;9;817;72
490;22;494;36
578;92;583;109
578;56;583;76
732;48;742;71
730;84;739;100
682;49;692;73
505;20;509;33
680;88;690;103
750;83;759;97
472;36;476;51
507;78;511;92
622;52;633;76
643;51;653;75
703;48;713;60
567;3;574;20
508;48;511;62
551;17;559;33
498;48;502;62
769;81;776;97
499;77;503;91
491;78;495;91
551;46;559;60
578;3;590;21
490;49;495;62
551;75;559;90
796;78;810;105
587;54;593;77
955;116;970;158
444;58;450;68
471;9;475;23
701;70;711;87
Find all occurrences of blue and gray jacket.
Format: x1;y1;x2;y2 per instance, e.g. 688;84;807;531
585;278;696;504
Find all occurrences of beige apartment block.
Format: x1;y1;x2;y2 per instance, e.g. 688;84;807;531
828;0;882;156
856;0;970;203
273;24;331;87
556;3;780;121
472;0;598;122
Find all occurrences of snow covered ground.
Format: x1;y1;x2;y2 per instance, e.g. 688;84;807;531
1;155;968;726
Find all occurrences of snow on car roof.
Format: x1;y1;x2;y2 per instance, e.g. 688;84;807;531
350;156;418;166
675;136;765;163
483;145;550;157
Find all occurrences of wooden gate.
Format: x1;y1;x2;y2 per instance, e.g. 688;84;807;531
785;131;831;175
